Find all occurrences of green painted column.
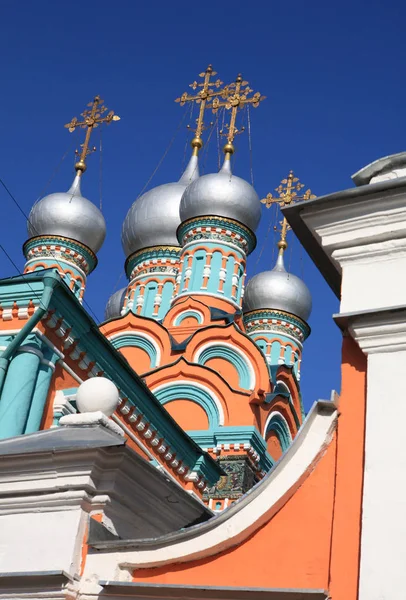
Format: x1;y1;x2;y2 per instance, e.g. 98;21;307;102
24;353;57;434
0;343;42;439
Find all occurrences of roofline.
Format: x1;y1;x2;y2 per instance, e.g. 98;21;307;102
282;175;406;299
99;581;328;599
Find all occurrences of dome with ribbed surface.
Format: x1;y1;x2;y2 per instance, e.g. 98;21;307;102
121;154;199;258
27;175;106;254
243;253;312;322
104;287;126;321
179;159;261;233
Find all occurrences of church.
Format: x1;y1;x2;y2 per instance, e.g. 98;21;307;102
0;65;403;600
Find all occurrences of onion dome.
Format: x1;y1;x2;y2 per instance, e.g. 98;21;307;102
243;252;312;322
121;154;199;258
179;157;261;233
104;287;126;320
27;174;106;254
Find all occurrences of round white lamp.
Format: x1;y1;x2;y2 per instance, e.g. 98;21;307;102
76;377;119;417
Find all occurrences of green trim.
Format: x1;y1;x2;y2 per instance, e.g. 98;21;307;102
188;426;274;472
110;333;159;368
155;383;221;429
0;270;221;484
265;414;292;453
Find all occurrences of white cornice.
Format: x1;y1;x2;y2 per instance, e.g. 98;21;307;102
336;308;406;354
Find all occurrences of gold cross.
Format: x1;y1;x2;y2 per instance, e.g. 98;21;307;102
175;65;227;155
212;73;265;156
261;171;315;253
65;95;120;174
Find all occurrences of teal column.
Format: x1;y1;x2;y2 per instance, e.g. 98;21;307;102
24;349;58;434
0;343;42;439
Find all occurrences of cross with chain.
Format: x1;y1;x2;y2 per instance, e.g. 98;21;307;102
175;65;227;155
261;170;315;252
65;95;120;174
211;73;265;156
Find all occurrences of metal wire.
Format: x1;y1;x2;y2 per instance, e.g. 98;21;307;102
247;105;255;187
134;110;190;201
0;175;102;323
99;125;103;210
34;134;78;205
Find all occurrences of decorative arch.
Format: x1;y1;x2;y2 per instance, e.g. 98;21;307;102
107;331;160;368
174;309;204;326
194;342;255;391
152;380;225;429
264;410;292;453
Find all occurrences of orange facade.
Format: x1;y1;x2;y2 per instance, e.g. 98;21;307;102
125;335;367;600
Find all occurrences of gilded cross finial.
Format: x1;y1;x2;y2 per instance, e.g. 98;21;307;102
175;65;227;156
64;95;120;175
212;73;265;159
261;171;316;255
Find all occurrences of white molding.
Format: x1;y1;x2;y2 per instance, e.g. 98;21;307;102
82;401;337;580
348;311;406;354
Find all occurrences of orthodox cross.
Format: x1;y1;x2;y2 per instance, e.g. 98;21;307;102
212;73;265;157
65;95;120;175
261;171;315;253
175;65;226;155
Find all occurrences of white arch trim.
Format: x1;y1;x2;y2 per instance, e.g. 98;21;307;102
173;309;204;326
194;341;256;390
83;400;337;579
151;380;225;426
107;331;161;366
263;409;293;440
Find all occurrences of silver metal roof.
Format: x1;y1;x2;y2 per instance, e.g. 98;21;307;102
104;287;126;320
121;154;199;257
27;175;106;254
243;253;312;322
179;159;261;233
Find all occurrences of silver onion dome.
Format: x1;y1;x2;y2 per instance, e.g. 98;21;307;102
243;253;312;322
121;154;199;258
179;158;261;233
27;175;106;254
104;287;126;320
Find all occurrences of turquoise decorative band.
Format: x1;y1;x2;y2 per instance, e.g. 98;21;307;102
23;235;97;274
243;308;310;342
178;216;257;255
126;246;181;279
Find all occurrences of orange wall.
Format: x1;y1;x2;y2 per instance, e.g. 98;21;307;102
266;430;283;461
329;335;367;600
131;334;367;598
165;399;209;430
133;437;337;590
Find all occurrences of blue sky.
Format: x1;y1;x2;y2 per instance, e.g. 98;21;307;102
1;1;405;410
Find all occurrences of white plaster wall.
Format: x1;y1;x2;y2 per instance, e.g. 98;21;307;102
359;350;406;600
0;509;84;576
340;252;406;313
